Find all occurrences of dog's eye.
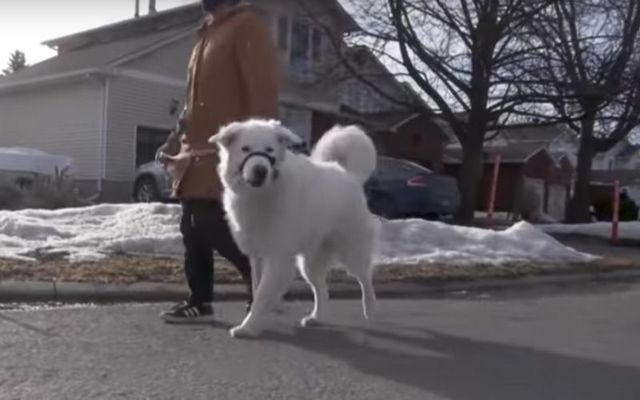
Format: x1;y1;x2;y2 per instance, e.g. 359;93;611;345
265;147;274;153
241;145;251;153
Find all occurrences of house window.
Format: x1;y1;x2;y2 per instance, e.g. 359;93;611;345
312;28;322;62
136;126;171;167
277;15;289;51
291;20;311;71
276;14;323;75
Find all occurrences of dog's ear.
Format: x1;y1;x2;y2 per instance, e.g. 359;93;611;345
275;125;303;147
209;122;241;147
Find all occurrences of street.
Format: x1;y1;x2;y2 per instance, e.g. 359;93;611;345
2;282;640;400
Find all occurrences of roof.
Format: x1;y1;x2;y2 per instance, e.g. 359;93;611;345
0;25;193;89
351;109;418;129
43;5;201;53
342;46;426;109
444;142;549;164
44;1;359;53
616;142;640;158
1;0;360;92
591;170;640;185
488;123;574;144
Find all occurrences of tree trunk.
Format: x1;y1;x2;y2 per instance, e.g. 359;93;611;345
455;138;484;224
567;116;596;223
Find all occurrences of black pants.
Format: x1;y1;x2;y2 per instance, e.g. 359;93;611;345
180;200;252;305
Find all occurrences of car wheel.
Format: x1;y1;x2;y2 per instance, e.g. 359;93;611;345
134;177;160;203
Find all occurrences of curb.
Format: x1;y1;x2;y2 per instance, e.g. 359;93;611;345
2;268;640;304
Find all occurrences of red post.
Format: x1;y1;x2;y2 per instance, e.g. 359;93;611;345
487;153;502;227
611;180;620;243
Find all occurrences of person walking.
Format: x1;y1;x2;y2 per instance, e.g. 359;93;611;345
157;0;280;322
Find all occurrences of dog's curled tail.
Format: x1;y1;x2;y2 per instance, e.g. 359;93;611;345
311;125;377;184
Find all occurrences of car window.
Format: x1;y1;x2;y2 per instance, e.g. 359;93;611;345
376;157;431;178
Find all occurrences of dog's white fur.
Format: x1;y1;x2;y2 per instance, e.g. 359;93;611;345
210;119;379;338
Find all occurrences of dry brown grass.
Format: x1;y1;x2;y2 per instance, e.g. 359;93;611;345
1;255;636;285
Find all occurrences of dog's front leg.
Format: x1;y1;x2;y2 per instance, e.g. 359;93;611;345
230;255;296;338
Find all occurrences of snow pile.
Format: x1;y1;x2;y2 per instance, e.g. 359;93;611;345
541;221;640;241
377;219;596;265
0;204;182;262
0;204;596;265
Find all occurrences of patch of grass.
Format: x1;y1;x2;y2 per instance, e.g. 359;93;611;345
0;256;636;285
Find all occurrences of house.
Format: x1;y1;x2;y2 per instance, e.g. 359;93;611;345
444;124;577;221
484;123;579;164
0;0;417;202
592;140;640;170
306;46;453;171
587;138;640;206
312;108;453;172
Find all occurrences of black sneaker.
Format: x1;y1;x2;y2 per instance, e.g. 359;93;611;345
166;300;188;312
161;302;214;323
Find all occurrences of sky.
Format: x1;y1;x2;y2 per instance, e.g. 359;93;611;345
0;0;198;68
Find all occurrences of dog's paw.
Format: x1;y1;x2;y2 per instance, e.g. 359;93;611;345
300;315;323;328
229;324;258;339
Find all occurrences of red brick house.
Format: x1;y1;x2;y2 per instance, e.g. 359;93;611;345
444;143;575;221
311;108;452;171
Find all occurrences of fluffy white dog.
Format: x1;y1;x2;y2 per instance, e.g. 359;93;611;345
209;119;379;338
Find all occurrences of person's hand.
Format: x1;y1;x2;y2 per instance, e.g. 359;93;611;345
155;130;181;165
156;151;171;165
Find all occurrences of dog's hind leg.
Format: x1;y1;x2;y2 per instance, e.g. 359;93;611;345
299;250;331;327
230;255;296;338
340;244;377;321
250;257;263;294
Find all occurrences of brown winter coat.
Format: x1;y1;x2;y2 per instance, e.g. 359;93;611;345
160;3;280;200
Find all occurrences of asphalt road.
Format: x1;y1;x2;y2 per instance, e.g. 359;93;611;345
2;283;640;400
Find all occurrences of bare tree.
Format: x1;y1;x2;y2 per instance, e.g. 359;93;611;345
319;0;553;223
519;0;640;222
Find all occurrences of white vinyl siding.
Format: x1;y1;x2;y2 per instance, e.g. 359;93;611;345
105;75;186;181
121;33;196;81
0;81;102;179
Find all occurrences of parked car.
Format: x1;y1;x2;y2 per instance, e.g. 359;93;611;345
132;160;174;203
364;156;460;219
132;141;310;203
0;147;74;188
591;188;639;221
133;154;460;219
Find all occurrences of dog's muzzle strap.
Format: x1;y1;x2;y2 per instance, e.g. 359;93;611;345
239;152;278;177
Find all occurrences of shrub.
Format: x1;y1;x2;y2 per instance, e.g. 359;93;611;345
0;181;25;210
0;167;93;210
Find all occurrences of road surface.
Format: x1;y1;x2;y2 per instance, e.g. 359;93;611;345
2;282;640;399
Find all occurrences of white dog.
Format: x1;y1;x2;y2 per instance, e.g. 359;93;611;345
209;119;379;338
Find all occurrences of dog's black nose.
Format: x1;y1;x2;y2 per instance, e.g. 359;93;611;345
248;165;268;187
